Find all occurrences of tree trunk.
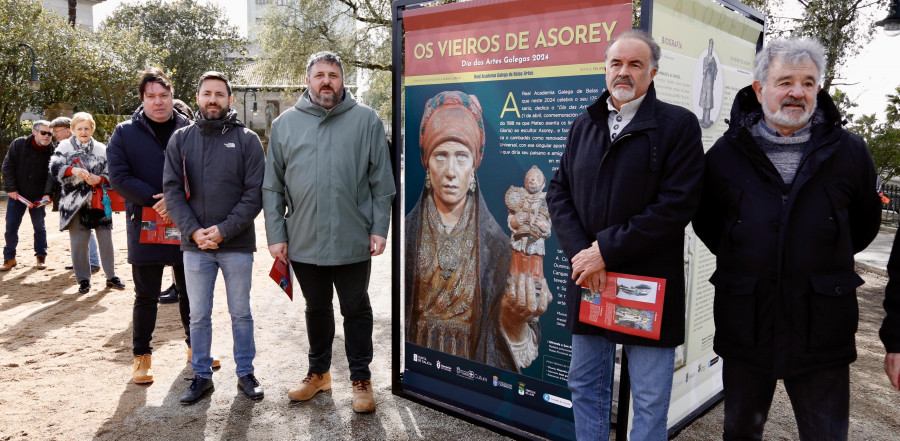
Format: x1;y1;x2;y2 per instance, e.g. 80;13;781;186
68;0;77;27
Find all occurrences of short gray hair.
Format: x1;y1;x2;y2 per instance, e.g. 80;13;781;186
49;117;71;128
32;120;50;130
754;38;826;84
305;51;344;78
605;29;661;69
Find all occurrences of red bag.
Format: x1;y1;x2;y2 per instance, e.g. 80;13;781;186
90;187;126;212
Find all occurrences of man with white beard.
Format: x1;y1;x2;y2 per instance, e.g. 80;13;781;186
694;38;882;440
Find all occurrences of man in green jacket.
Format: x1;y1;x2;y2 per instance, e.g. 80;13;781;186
263;51;395;414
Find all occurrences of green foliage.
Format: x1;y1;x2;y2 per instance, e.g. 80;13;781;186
853;86;900;183
831;88;857;124
100;0;250;107
256;0;392;119
92;114;131;143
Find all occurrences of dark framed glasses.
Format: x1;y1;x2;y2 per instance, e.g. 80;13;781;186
37;130;52;136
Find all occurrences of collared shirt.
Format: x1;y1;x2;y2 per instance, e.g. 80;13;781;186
606;93;647;141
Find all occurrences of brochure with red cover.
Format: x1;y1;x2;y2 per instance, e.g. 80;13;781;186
269;259;293;300
139;207;182;245
578;272;666;340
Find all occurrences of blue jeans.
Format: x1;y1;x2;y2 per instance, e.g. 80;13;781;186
723;359;849;441
183;250;255;379
569;334;675;441
88;231;100;267
4;198;47;260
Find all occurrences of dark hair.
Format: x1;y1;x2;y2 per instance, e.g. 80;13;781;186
197;71;232;96
305;51;344;78
139;67;174;99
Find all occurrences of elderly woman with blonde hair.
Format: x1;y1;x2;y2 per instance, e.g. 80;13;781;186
404;91;550;371
50;112;124;294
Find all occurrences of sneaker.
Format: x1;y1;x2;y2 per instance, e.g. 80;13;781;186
238;373;264;400
35;256;46;270
65;265;73;270
78;280;90;294
288;372;331;402
351;379;375;413
106;277;125;289
180;376;214;405
91;265;100;273
159;284;179;304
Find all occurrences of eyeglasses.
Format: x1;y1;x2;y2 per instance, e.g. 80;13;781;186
37;130;52;136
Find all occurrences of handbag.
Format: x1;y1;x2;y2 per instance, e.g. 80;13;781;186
90;187;125;213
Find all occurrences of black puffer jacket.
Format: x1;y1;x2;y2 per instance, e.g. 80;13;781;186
108;106;192;265
694;86;882;378
2;134;53;201
546;84;705;348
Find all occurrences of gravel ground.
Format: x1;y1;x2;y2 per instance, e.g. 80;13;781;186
0;205;897;440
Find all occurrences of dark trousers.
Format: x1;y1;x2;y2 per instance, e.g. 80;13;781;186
4;198;47;260
132;263;190;356
292;259;373;380
723;359;850;441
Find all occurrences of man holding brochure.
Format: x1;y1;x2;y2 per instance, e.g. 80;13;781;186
108;67;201;385
546;29;704;440
1;120;54;271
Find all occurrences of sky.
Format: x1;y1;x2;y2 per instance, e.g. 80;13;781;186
91;0;900;120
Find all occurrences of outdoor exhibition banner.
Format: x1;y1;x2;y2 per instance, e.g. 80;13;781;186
400;0;631;439
645;0;764;432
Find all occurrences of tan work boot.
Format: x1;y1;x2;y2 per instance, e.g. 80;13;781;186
132;354;153;384
288;372;331;402
35;256;46;270
0;259;16;271
351;379;375;413
187;348;221;369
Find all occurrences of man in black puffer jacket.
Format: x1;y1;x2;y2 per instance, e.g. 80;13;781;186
1;121;54;271
694;38;882;440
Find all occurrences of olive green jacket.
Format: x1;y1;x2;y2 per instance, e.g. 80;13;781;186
263;90;395;265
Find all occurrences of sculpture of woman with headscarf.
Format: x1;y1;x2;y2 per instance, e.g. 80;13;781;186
405;91;548;371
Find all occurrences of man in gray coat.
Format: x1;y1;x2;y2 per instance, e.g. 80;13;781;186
263;51;395;413
163;71;265;405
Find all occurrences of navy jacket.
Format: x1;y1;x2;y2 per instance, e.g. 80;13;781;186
2;134;53;201
546;84;705;347
163;110;264;253
694;86;881;377
108;106;192;265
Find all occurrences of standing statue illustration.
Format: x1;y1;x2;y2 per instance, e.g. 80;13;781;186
506;165;552;291
698;38;718;128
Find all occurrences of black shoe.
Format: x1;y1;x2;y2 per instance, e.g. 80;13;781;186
159;284;179;304
91;265;100;273
238;373;264;400
65;265;74;270
106;277;125;289
180;376;214;405
78;280;90;294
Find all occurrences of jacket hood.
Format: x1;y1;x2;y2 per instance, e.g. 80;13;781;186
295;88;357;118
195;108;245;136
726;85;843;134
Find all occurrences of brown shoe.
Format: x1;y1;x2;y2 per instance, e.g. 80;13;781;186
187;348;221;369
132;354;154;384
288;372;331;402
35;256;46;270
0;259;16;271
351;379;375;413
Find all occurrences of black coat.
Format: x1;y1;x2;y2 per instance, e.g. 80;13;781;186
546;84;705;348
107;106;192;265
693;86;882;378
2;134;53;201
882;231;900;354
